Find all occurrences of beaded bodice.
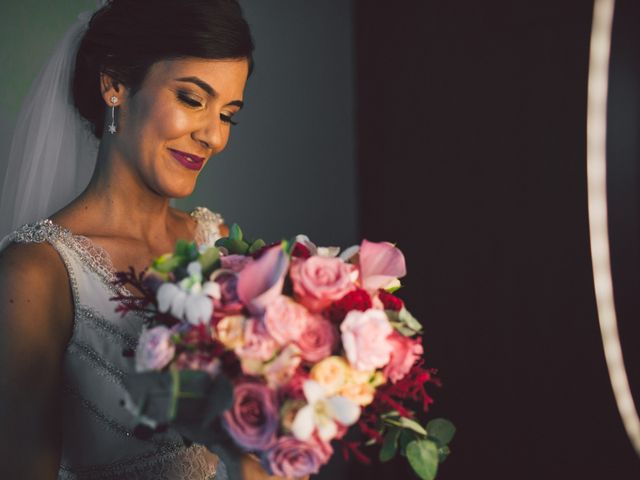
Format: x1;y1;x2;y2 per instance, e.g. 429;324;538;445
0;207;227;480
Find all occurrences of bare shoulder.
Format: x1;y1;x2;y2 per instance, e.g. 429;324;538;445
0;241;73;347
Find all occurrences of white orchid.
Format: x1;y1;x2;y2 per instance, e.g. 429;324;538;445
291;380;361;442
294;234;341;258
156;261;220;325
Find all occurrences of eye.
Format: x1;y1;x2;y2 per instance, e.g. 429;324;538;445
220;113;238;126
176;91;203;108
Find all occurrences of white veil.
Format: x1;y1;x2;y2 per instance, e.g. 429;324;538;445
0;7;104;238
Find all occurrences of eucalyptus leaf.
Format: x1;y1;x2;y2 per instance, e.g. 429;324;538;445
379;427;401;462
406;439;439;480
122;371;174;424
438;445;450;463
426;418;456;447
399;429;416;456
399;307;423;333
384;416;427;436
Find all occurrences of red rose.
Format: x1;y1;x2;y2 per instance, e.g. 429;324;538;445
291;242;312;259
378;289;404;311
328;288;372;323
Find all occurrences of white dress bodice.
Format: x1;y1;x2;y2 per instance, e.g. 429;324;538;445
0;207;228;480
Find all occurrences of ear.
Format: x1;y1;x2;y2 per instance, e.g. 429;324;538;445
99;72;126;107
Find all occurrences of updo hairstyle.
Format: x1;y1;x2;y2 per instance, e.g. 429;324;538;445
73;0;255;138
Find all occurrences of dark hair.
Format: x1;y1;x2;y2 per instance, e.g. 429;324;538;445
73;0;254;138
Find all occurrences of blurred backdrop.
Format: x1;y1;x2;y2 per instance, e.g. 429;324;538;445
1;1;639;479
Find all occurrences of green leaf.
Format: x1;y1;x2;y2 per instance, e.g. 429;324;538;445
406;439;439;480
438;445;450;463
399;429;416;456
248;238;266;254
386;283;402;294
215;238;249;255
198;247;220;276
230;223;243;241
426;418;456;447
399;308;423;333
152;255;183;273
379;427;401;462
384;416;427;436
174;239;192;257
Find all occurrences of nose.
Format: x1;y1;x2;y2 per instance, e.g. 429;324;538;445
193;117;226;155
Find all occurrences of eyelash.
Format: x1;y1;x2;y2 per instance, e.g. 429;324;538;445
176;91;238;126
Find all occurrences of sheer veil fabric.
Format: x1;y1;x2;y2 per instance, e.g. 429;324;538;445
0;6;102;238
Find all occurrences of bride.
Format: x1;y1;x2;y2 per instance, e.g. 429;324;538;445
0;1;295;478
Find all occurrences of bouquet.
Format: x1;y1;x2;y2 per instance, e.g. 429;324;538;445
114;225;455;479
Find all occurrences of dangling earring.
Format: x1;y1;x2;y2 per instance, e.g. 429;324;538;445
108;96;118;134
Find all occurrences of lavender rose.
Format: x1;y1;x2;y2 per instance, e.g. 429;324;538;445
263;435;333;478
135;326;175;372
222;382;279;451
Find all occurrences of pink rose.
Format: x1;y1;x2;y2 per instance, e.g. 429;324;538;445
264;435;333;478
135;326;175;372
289;256;356;313
340;309;393;371
220;254;254;272
235;318;278;362
223;382;279;451
383;332;424;383
296;316;338;363
264;295;312;345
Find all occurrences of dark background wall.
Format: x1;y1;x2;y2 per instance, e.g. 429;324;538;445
353;0;639;479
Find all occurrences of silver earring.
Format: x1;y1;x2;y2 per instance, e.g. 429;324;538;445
108;96;118;134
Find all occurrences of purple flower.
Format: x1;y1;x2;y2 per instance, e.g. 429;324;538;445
135;326;175;372
222;382;279;451
263;435;333;478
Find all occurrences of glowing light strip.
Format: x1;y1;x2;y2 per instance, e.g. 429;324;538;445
587;0;640;456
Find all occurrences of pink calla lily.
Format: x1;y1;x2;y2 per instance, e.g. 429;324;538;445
358;239;407;292
237;245;290;315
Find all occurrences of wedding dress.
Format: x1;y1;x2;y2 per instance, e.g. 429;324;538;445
0;206;228;480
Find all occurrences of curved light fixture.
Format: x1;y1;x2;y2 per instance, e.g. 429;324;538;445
586;0;640;456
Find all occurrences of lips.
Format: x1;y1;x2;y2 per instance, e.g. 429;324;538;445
168;148;205;171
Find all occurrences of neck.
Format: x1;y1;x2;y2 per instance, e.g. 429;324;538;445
73;139;176;241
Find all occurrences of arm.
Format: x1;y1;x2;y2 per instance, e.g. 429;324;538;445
0;243;73;478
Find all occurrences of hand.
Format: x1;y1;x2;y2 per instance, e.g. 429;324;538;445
240;453;309;480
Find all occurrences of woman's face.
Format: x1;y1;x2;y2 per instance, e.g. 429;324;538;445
113;57;249;198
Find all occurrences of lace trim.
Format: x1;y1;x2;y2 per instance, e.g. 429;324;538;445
9;208;223;297
58;443;218;480
75;304;139;350
62;384;136;439
191;207;224;249
68;340;126;386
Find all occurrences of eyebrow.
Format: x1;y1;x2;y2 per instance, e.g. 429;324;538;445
175;76;244;109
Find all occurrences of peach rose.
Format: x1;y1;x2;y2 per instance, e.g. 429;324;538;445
310;356;350;395
264;295;312;345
